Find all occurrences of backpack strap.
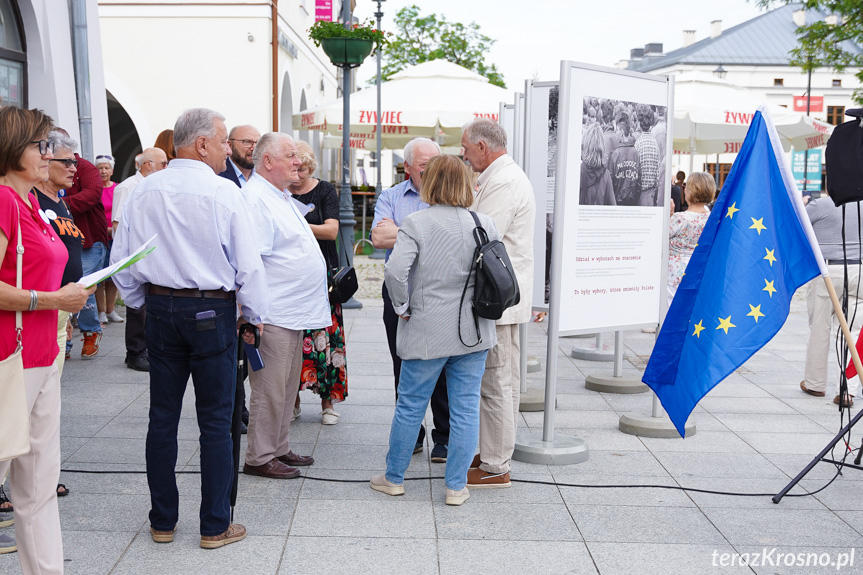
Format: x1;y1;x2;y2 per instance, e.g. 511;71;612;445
458;211;483;348
470;211;489;249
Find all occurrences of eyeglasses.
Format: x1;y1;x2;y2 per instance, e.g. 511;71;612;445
229;138;257;149
95;154;114;162
49;158;78;168
30;140;53;155
144;160;169;168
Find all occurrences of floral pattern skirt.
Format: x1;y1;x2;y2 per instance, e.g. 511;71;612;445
299;302;347;402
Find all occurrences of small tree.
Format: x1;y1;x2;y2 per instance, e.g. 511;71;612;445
755;1;863;105
381;5;506;88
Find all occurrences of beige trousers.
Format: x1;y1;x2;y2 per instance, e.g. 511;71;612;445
54;311;69;377
478;323;520;475
0;365;63;575
245;325;303;467
804;267;862;396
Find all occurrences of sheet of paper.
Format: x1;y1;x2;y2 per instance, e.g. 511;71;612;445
291;197;312;216
77;233;158;288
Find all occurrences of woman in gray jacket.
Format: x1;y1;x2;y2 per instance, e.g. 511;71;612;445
371;154;498;506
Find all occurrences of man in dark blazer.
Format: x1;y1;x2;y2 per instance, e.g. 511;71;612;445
218;124;260;433
218;125;260;188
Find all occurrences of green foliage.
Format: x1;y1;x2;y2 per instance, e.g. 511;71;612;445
379;5;506;88
755;0;863;104
309;19;388;48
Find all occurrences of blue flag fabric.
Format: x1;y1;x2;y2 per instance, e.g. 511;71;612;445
642;110;825;437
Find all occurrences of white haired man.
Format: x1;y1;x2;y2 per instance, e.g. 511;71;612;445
112;108;267;549
240;132;330;479
111;147;168;373
461;118;535;488
371;137;451;462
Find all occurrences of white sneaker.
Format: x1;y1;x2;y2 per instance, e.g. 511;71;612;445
446;487;470;506
321;408;340;425
292;405;301;422
370;474;404;496
106;310;125;323
98;312;108;324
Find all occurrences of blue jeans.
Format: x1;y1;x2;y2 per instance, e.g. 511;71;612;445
385;350;488;491
77;242;106;333
144;294;237;536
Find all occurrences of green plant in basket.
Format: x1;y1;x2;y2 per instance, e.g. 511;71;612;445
309;20;388;50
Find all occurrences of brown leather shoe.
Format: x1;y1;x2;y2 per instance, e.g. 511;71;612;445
200;523;247;549
469;454;482;469
466;468;511;488
150;526;176;543
834;394;855;407
277;451;314;467
243;459;300;479
800;380;826;397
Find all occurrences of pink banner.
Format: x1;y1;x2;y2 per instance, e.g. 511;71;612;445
315;0;333;22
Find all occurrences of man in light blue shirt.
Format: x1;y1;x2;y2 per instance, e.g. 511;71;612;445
112;108;267;549
371;137;451;461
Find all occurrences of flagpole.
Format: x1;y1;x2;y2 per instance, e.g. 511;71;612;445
822;276;863;387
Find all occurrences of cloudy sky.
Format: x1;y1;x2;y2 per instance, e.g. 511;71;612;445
352;0;768;89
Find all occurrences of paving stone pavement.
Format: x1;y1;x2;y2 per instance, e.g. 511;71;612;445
2;265;863;574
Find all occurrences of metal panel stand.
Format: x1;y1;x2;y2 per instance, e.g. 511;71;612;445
585;332;648;394
518;323;546;412
619;394;696;438
527;355;541;373
571;332;615;362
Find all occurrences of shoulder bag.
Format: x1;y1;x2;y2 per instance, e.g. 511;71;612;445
329;235;358;305
458;211;520;347
0;199;32;461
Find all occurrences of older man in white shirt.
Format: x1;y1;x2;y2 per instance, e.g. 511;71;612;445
112;108;267;549
241;132;331;480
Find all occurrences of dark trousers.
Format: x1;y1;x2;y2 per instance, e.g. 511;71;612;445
382;282;449;446
145;294;237;536
125;303;147;360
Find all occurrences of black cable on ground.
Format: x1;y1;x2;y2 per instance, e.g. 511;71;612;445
57;467;844;499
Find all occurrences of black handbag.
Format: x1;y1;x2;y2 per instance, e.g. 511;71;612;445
458;211;520;346
329;237;359;304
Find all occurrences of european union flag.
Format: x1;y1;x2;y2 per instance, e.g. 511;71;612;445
643;109;826;437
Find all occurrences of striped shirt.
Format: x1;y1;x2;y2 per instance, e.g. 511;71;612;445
635;132;660;190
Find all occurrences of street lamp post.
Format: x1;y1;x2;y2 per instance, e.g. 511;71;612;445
337;0;362;309
369;0;387;260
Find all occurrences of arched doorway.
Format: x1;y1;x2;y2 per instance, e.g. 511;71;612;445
0;0;26;107
106;90;142;181
298;90;309;143
279;71;293;135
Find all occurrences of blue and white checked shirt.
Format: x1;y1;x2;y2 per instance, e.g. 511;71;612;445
111;159;269;323
371;178;428;261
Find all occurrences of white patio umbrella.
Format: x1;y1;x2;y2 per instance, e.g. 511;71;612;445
293;59;513;150
672;72;833;157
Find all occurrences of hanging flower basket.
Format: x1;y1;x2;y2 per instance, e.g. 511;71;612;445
320;38;374;67
309;20;387;68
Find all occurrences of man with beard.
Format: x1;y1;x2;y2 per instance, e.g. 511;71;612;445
219;125;260;188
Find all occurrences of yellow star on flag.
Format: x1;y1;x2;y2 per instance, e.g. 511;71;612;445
764;248;777;267
716;316;736;334
763;279;777;297
726;202;739;219
692;320;705;338
749;217;767;235
747;304;765;323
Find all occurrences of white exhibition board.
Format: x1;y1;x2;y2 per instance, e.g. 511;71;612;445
524;81;558;310
499;102;515;157
513;92;526;168
553;62;673;334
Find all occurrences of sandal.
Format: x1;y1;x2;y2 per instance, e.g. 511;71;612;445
0;486;11;512
56;484;69;497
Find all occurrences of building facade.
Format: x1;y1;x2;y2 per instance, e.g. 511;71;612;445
2;0;111;160
98;0;343;179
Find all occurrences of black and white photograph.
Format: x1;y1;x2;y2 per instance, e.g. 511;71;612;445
544;86;559;304
579;96;667;208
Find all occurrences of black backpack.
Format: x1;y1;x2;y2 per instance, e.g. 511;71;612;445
458;211;521;347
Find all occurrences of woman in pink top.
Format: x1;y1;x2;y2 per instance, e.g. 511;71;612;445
0;106;92;575
95;154;123;323
667;172;715;307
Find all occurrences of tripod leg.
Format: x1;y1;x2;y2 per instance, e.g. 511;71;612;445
773;406;863;503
